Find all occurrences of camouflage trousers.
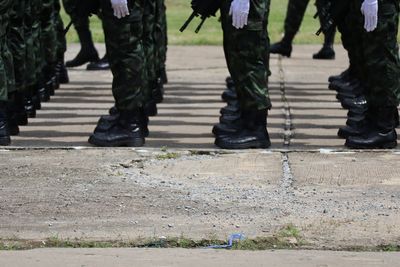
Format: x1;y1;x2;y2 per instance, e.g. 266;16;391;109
155;0;167;75
0;0;15;101
8;0;26;93
54;0;66;62
348;0;400;108
100;0;146;111
143;0;156;102
221;0;271;111
62;0;90;34
41;0;57;76
284;0;334;43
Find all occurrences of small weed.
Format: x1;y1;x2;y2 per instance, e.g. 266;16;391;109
156;152;180;160
277;224;301;239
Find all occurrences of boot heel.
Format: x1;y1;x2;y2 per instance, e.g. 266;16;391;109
382;141;397;149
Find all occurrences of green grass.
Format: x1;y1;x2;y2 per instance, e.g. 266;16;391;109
62;0;325;45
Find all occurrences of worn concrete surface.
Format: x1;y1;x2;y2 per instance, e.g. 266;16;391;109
1;248;400;267
1;45;400;254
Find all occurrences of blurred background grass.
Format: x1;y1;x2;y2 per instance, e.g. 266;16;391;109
63;0;326;45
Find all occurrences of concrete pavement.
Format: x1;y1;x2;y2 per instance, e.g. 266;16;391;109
1;45;400;262
1;248;400;267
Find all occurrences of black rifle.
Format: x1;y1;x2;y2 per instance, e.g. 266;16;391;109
180;0;222;33
314;0;348;36
64;0;100;35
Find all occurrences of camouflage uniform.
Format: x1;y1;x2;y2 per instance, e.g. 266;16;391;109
40;0;57;78
54;0;66;63
220;0;271;111
8;0;26;94
0;0;15;101
283;0;334;44
349;0;400;108
155;0;167;77
100;0;146;111
24;0;38;89
62;0;91;37
143;0;156;103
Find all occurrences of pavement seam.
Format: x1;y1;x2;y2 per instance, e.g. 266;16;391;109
277;56;293;148
277;56;296;192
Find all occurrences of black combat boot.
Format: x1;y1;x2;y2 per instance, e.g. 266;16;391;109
86;54;110;71
329;76;360;93
313;28;335;60
9;91;28;126
328;68;350;83
24;94;36;118
88;109;145;147
215;109;271;149
212;101;242;136
269;40;292;57
144;100;157;117
220;99;240;116
5;100;20;136
0;102;11;146
151;78;164;104
97;107;149;138
55;61;69;84
345;107;398;149
338;108;369;139
37;80;50;102
66;28;99;68
313;45;335;60
160;67;168;84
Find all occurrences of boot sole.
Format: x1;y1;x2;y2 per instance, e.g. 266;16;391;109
215;139;271;149
88;135;145;147
345;140;397;149
0;136;11;146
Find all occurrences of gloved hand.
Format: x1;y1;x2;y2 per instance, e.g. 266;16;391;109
361;0;378;32
229;0;250;29
110;0;129;19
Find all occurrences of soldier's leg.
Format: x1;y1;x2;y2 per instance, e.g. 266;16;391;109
7;0;29;129
88;0;147;147
54;0;69;84
270;0;310;57
313;0;336;59
40;0;58;98
0;1;15;145
346;0;400;149
142;0;159;117
62;0;99;67
155;0;168;84
215;0;271;149
23;0;38;118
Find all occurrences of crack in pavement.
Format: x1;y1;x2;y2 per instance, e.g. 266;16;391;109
277;56;296;195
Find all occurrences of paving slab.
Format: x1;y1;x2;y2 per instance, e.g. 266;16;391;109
1;248;400;267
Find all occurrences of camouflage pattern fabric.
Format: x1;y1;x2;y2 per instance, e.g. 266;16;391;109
40;0;57;74
283;0;309;40
349;0;400;108
62;0;91;34
0;0;15;101
8;0;26;92
100;0;146;111
220;0;271;111
24;0;38;88
155;0;167;76
54;0;66;62
143;0;156;102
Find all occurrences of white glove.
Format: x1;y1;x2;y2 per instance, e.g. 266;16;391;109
111;0;129;19
361;0;378;32
229;0;250;29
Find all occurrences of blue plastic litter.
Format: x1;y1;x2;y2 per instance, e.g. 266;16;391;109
207;233;246;249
